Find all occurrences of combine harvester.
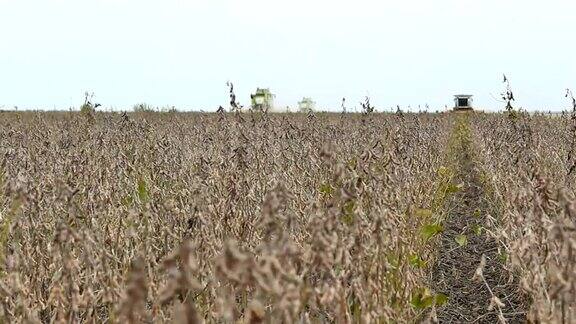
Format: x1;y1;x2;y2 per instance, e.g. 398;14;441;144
298;97;316;113
453;94;474;112
250;88;275;112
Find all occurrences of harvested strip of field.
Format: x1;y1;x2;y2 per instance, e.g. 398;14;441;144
431;118;528;323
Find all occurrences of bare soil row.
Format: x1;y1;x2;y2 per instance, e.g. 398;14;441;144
430;119;527;323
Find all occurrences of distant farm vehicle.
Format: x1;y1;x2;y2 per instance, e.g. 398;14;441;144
453;94;473;111
298;97;316;113
250;88;275;112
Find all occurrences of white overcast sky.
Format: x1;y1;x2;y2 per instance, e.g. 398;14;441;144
0;0;574;111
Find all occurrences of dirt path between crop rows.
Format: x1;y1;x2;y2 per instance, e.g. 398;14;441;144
430;120;527;323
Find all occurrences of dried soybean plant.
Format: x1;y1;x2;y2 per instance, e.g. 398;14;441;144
566;89;576;113
360;96;374;114
226;81;242;113
565;89;576;177
0;110;452;322
501;74;516;117
8;104;576;322
470;109;576;322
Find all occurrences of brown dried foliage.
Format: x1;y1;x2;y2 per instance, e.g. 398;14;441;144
0;111;450;322
472;112;576;322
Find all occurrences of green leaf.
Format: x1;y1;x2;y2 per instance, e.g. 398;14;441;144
421;224;443;240
455;234;468;246
499;251;508;263
472;224;482;235
341;201;355;225
446;183;461;194
319;183;333;196
137;178;149;203
409;254;427;268
435;293;448;306
341;213;354;226
410;288;435;309
387;254;400;269
473;209;481;218
344;201;355;215
122;195;133;206
347;158;357;169
437;166;449;177
349;296;362;320
414;208;432;218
